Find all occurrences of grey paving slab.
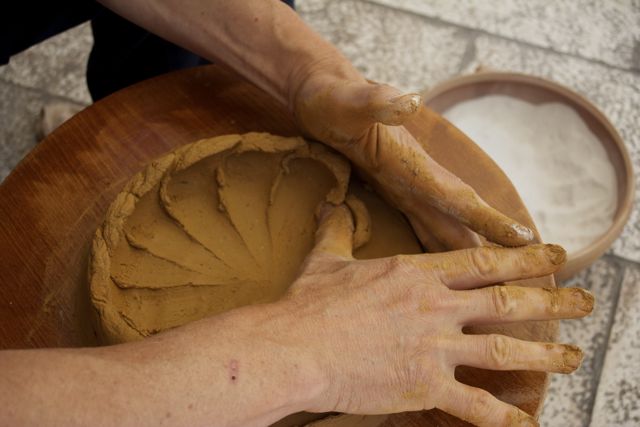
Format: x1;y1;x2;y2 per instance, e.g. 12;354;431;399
590;263;640;426
456;35;640;263
0;22;92;104
0;81;54;182
539;257;623;427
366;0;640;71
298;0;471;92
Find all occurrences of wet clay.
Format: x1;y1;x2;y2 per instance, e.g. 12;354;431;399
89;132;421;342
89;133;421;426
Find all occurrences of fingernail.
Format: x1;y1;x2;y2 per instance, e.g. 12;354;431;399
544;244;567;265
572;288;595;313
503;222;534;245
389;93;421;113
561;344;584;373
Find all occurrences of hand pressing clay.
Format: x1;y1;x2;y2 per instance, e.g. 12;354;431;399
89;132;421;426
90;133;420;342
292;77;535;251
280;204;592;427
88;133;592;427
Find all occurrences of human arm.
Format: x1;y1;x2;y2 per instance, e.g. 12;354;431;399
0;205;593;427
95;0;534;250
0;304;322;427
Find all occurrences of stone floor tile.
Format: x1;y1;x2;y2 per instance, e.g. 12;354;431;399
0;82;55;182
0;23;92;104
457;34;640;263
366;0;640;71
539;257;623;427
591;263;640;426
298;0;471;92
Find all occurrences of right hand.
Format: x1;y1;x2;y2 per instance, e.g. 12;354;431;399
280;204;593;426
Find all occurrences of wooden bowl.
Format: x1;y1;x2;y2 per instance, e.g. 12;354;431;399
0;65;557;425
422;72;634;282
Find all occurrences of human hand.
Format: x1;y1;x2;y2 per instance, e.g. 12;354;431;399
289;62;534;250
280;204;593;426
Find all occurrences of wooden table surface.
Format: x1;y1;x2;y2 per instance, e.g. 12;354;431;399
0;65;556;426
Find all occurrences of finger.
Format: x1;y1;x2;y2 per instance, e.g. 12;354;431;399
342;80;422;126
415;147;535;247
354;123;534;247
456;286;594;325
408;216;447;253
342;82;422;127
438;381;539;427
345;194;371;250
329;82;422;134
445;334;584;374
411;109;536;247
408;205;481;252
312;203;355;258
426;244;566;289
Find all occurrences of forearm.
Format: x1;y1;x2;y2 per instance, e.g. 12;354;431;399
97;0;361;106
0;303;322;427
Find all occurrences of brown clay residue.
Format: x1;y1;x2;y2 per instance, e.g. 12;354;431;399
571;288;595;313
541;287;561;314
560;344;584;373
543;243;567;266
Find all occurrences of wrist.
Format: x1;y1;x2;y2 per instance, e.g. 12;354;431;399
233;301;329;414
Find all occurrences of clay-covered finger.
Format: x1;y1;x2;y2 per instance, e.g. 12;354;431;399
408;205;481;252
410;114;535;246
307;82;421;141
428;244;566;290
438;381;539;427
447;334;584;374
344;80;422;127
409;217;447;253
456;286;594;324
312;203;355;258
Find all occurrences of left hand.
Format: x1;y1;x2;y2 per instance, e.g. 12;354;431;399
289;61;534;251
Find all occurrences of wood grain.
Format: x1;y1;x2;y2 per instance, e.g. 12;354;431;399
0;65;556;425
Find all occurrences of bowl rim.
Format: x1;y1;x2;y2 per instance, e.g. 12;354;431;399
422;71;635;277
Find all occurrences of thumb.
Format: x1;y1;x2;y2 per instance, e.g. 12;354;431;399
336;81;422;130
312;203;355;259
366;83;423;126
295;78;422;143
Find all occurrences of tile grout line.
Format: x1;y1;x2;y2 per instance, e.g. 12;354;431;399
584;253;628;426
362;0;640;75
455;33;478;75
606;252;640;268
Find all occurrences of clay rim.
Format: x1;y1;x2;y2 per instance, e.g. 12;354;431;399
421;71;635;280
89;133;353;343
